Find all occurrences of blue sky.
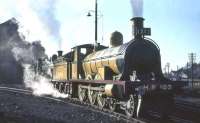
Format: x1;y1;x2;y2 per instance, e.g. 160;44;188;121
0;0;199;70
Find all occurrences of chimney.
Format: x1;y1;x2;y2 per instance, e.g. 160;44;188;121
57;50;63;57
131;17;151;39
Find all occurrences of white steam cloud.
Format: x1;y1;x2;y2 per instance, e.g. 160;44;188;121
130;0;143;17
27;0;61;49
23;64;68;98
0;0;69;98
0;0;100;54
0;0;61;55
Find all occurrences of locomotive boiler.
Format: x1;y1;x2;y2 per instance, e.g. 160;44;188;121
82;17;163;82
50;17;186;118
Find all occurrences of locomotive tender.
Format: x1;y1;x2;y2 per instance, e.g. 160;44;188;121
51;17;185;118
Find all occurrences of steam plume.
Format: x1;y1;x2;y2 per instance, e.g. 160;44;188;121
23;64;68;98
0;19;46;84
0;16;67;98
130;0;143;17
28;0;61;49
16;0;61;53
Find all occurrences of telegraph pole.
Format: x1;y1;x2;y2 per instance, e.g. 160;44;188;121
166;62;170;78
176;65;179;80
188;53;196;88
187;62;189;82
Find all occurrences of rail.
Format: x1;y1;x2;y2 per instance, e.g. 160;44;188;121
0;85;146;123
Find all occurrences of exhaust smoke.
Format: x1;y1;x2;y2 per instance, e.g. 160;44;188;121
23;64;68;98
17;0;62;53
130;0;143;17
0;18;67;98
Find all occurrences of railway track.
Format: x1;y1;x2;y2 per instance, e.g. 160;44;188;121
0;85;146;123
172;97;200;123
0;85;197;123
64;97;147;123
175;97;200;112
62;97;196;123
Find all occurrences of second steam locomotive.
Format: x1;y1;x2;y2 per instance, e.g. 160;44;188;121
50;17;185;118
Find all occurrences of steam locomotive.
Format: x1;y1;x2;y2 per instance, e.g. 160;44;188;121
50;17;186;118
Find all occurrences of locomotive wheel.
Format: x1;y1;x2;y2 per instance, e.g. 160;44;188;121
64;84;70;94
125;95;135;117
59;83;63;93
64;84;68;94
78;85;87;102
108;98;117;111
55;83;58;89
97;92;106;109
88;89;97;105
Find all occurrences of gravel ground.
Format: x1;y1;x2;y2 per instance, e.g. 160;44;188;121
0;85;130;123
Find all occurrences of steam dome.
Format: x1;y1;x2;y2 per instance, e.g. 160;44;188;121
110;31;123;47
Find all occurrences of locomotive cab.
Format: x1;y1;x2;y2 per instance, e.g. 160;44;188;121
70;44;107;79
